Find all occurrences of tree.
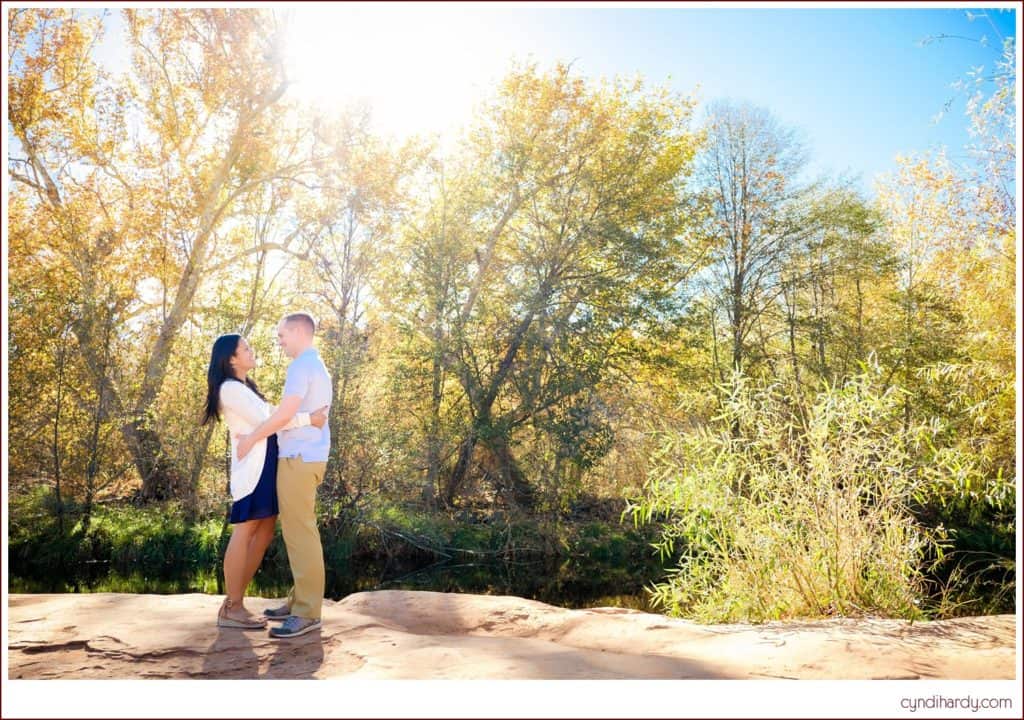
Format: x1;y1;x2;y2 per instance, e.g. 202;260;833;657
778;185;889;387
303;112;423;505
870;33;1016;612
696;101;810;376
8;9;309;499
389;64;704;508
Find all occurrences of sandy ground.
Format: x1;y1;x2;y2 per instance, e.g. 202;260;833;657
6;590;1016;679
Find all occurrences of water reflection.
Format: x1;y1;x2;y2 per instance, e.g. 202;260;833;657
12;554;656;612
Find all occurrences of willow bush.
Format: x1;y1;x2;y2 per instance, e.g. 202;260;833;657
627;365;944;622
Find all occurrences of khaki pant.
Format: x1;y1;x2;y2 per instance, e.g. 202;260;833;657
277;455;327;620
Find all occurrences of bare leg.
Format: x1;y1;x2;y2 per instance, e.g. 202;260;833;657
241;515;278;593
221;520;264;624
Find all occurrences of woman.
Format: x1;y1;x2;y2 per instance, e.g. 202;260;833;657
202;334;327;629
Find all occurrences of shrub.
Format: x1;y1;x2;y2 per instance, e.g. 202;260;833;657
627;366;937;622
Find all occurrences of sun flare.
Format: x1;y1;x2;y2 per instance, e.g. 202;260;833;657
283;6;510;139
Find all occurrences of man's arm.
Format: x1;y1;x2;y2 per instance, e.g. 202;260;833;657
250;394;303;439
236;395;303;460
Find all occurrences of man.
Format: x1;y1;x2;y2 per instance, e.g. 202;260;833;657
236;312;332;638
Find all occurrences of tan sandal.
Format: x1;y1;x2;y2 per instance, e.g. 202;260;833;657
217;598;267;629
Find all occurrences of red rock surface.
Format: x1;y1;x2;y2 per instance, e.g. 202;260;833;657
7;590;1016;679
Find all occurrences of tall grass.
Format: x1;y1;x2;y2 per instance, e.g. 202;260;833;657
628;366;938;622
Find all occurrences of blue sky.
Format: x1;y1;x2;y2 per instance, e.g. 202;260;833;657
66;5;1024;196
448;4;1017;193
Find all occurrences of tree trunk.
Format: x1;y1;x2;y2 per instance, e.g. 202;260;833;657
444;430;478;507
709;303;724;384
128;419;185;501
424;344;443;509
52;327;69;537
326;307;349;493
855;275;864;360
731;275;745;372
216;428;232;596
486;433;535;510
785;281;801;387
446;292;546;505
184;423;216;522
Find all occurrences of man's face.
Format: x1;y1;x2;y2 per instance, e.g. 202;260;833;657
277;321;300;359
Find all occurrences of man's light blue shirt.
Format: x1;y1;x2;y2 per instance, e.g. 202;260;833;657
278;347;332;463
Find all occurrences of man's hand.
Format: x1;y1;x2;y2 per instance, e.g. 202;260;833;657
236;433;257;461
310;405;329;428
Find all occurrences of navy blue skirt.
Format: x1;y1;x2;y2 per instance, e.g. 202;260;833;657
230;434;279;524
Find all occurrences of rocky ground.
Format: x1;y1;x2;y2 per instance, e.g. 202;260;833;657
7;590;1016;679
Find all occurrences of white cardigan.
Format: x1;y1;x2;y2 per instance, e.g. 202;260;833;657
219;380;311;501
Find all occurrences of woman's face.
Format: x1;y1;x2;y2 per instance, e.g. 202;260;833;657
230;337;256;375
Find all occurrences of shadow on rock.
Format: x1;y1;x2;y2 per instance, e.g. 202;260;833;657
261;629;326;679
200;626;263;679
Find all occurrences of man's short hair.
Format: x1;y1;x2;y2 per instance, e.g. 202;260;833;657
283;312;317;335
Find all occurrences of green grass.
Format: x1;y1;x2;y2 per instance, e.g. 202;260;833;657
8;493;666;610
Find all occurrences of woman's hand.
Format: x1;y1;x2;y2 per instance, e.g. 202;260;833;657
236;433;257;461
310;405;329;429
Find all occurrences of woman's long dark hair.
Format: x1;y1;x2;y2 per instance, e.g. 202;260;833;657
201;334;266;426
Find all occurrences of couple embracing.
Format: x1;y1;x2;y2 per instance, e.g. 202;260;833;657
201;312;331;639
